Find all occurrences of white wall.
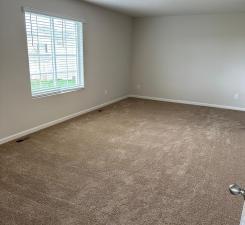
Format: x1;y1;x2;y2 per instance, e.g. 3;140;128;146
131;14;245;108
2;1;245;142
0;0;132;140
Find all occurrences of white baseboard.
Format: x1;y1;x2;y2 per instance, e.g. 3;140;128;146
0;95;128;145
129;94;245;112
2;94;244;145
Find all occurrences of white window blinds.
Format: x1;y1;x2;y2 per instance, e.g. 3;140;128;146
24;10;84;97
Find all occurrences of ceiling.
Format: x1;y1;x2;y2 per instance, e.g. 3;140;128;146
84;0;245;17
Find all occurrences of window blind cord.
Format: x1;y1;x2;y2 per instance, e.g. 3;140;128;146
30;13;34;47
62;19;64;47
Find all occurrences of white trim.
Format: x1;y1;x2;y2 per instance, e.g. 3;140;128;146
21;6;88;23
32;86;84;99
129;95;245;112
240;202;245;225
2;94;244;145
0;96;128;145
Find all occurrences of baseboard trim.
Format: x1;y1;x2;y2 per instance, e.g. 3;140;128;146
129;95;245;112
2;94;244;145
0;95;128;145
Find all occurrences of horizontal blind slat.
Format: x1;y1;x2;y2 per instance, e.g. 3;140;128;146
24;11;84;97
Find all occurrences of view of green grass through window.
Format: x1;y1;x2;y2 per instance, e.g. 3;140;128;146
24;10;84;96
31;79;76;91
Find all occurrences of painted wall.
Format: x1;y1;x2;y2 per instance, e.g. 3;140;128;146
2;2;245;142
0;0;132;140
131;14;245;108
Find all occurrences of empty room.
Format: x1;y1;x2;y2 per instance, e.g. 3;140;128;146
1;0;245;224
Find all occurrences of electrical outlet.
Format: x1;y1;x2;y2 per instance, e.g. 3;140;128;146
234;93;239;100
104;89;108;95
136;84;141;90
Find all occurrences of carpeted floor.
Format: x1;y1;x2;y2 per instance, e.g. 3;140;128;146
1;98;245;225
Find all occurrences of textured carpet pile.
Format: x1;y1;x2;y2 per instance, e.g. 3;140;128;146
0;98;245;225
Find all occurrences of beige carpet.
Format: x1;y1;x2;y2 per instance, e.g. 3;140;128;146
0;98;245;225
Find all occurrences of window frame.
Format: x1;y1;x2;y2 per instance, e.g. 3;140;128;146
22;7;85;98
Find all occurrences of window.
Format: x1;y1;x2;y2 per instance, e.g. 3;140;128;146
24;10;84;97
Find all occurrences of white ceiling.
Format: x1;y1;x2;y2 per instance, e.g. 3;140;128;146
84;0;245;17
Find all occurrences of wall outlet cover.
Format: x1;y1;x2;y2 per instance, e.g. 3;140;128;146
234;93;240;100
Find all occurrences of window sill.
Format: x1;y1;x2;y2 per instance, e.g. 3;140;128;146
32;86;84;99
